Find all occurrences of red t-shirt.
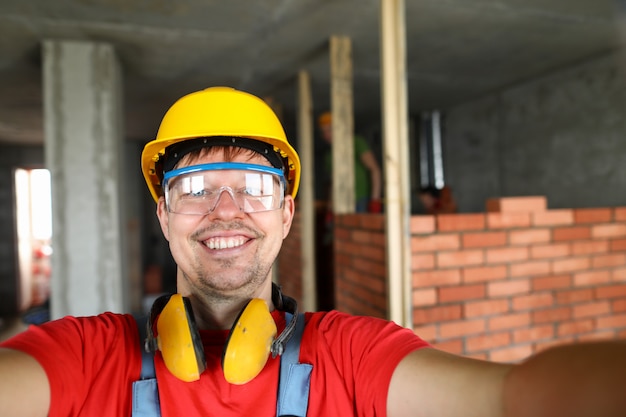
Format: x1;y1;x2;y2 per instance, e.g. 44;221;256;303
1;310;428;416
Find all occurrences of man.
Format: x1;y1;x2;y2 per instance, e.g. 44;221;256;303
1;86;625;417
318;111;382;213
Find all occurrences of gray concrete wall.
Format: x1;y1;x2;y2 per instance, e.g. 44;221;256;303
445;50;626;212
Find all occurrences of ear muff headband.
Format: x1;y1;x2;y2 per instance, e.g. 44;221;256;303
145;284;298;384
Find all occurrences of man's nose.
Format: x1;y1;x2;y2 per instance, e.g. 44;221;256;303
210;187;243;214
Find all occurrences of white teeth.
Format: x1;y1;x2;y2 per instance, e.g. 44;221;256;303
206;236;246;250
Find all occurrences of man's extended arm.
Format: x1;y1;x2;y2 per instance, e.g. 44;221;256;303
0;348;50;417
388;341;626;417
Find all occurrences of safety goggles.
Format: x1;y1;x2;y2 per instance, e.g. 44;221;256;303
163;162;286;215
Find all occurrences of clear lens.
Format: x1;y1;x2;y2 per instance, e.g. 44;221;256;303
164;163;285;215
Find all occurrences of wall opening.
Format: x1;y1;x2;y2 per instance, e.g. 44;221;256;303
14;168;52;312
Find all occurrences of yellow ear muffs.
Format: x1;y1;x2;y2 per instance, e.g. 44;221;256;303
222;298;277;384
148;294;206;382
144;284;298;385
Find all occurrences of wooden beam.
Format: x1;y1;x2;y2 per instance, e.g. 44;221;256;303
330;36;354;215
297;70;317;311
380;0;412;327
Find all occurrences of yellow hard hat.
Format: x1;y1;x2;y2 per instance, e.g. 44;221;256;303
141;87;301;201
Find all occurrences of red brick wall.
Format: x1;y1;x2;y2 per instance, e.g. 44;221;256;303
282;197;626;363
334;214;387;318
411;197;626;362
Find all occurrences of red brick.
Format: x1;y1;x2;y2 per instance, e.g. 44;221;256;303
513;325;554;343
614;207;626;221
464;299;510;318
486;212;531;229
532;210;574;226
571;240;610;256
532;274;572;291
462;231;507;248
532;306;572;324
612;267;626;282
573;270;611;287
490;345;533;363
410;215;436;234
595;284;626;299
352;257;386;279
552;257;591;274
488;279;530;297
610;239;626;251
509;229;551;245
413;324;437;341
489;312;530;330
574;208;612;223
556;288;594;304
356;245;386;262
592;224;626;239
351;230;375;245
592;253;626;268
412;269;462;287
612;299;626;312
552;226;591;241
597;313;626;329
557;319;595;337
437;214;486;232
430;339;464;355
573;301;611;319
462;265;508;283
486;247;529;264
359;214;385;231
337;214;360;227
437;250;484;268
413;305;463;325
439;319;486;338
412;288;437;306
412;253;435;270
530;243;570;259
411;234;460;252
438;284;486;303
466;332;511;352
486;196;547;213
510;260;551;277
512;292;554;311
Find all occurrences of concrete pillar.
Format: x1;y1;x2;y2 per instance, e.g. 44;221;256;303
380;0;412;327
43;40;127;318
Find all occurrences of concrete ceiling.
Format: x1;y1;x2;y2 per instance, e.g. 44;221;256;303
0;0;625;146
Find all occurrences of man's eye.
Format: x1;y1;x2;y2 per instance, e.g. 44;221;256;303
243;187;263;197
184;189;210;198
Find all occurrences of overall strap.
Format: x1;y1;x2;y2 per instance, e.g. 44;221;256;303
132;315;162;417
276;312;313;417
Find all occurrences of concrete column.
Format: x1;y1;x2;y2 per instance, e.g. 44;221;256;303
43;40;127;318
297;70;317;311
380;0;412;327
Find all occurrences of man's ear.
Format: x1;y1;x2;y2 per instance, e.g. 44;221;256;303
282;195;295;239
156;197;170;241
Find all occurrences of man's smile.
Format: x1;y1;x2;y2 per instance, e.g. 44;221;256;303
204;235;248;250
